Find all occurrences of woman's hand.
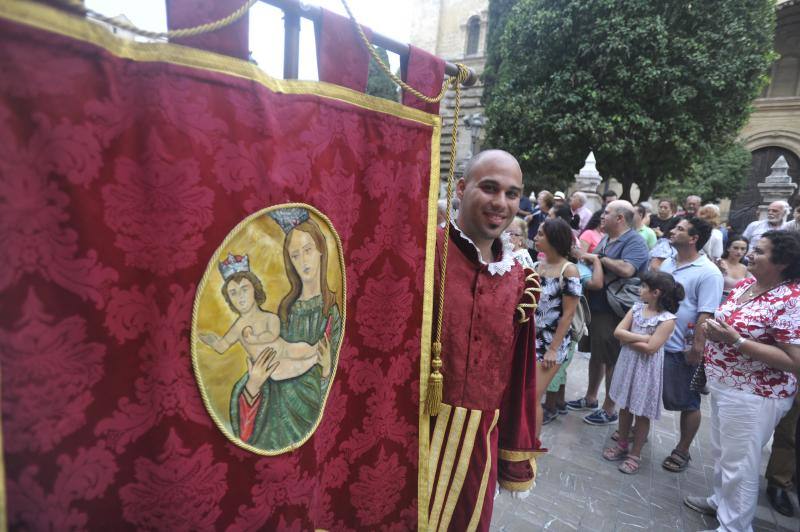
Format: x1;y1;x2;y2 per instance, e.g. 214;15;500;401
715;259;728;276
317;336;332;378
541;348;558;370
245;347;280;398
703;318;741;345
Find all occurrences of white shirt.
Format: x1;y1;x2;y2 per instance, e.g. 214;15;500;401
742;219;784;250
702;228;724;262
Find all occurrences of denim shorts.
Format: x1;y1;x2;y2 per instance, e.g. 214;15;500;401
662;350;701;412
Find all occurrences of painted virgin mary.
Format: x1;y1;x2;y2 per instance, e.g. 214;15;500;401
230;208;342;451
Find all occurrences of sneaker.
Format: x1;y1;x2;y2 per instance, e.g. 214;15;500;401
556;403;568;415
566;397;599;411
542;408;558;425
683;496;716;516
583;409;618;426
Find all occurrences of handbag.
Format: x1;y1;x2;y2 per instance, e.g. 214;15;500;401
594;235;642;318
605;275;642;318
689;362;708;394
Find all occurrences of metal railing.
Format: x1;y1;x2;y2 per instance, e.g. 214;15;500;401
264;0;477;86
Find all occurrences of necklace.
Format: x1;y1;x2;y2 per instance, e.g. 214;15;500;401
736;280;786;307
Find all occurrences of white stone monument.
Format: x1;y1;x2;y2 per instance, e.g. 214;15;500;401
756;155;797;220
571;151;604;213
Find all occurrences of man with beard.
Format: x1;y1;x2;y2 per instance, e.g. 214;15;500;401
427;150;541;531
743;201;790;251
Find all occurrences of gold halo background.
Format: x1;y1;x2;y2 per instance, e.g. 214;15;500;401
192;204;345;450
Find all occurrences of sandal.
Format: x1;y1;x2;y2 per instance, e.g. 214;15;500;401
662;448;691;472
619;455;641;474
603;444;628;462
611;428;648;443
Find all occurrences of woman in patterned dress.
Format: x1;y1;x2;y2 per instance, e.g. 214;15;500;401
683;230;800;531
532;218;581;433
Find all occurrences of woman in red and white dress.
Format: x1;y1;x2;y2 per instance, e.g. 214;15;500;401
682;230;800;531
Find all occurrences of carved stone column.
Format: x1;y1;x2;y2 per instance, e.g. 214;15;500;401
756;155;797;220
571;151;603;213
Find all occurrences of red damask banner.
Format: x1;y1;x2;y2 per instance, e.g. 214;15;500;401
0;3;442;530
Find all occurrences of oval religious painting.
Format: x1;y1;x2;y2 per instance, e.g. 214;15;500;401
192;204;345;455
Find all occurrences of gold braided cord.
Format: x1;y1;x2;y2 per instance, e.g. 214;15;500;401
337;0;469;417
516;271;542;323
339;0;461;103
424;65;468;417
56;0;259;39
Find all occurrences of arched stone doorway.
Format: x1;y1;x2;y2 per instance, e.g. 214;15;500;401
728;146;799;233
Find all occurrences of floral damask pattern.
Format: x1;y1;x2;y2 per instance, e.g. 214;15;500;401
356;261;412;351
102;133;215;275
1;10;438;529
96;284;210;453
7;443;117;530
0;106;117;306
120;429;228;531
0;289;106;453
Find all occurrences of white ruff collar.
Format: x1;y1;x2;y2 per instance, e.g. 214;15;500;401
451;221;516;276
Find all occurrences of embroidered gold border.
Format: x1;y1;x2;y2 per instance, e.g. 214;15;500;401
498;449;547;462
191;203;346;456
437;409;482;531
418;110;442;530
466;410;499;532
0;1;439;128
427;403;452;499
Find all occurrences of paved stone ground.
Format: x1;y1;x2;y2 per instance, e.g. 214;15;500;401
491;352;800;532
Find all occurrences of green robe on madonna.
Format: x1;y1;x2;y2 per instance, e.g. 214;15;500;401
230;295;342;451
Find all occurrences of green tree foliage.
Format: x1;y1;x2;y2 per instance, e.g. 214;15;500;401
366;46;398;102
481;0;520;105
653;141;751;203
484;0;775;199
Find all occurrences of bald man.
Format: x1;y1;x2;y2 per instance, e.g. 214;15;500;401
429;150;541;531
569;200;650;425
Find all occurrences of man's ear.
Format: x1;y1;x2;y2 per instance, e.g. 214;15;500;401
456;177;466;199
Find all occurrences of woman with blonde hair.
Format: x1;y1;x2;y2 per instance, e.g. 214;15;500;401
698;204;724;262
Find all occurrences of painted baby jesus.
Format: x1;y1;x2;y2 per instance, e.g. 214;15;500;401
199;253;329;381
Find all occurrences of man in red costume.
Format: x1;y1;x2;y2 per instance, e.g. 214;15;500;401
428;150;541;531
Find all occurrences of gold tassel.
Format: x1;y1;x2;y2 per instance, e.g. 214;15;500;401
425;342;444;416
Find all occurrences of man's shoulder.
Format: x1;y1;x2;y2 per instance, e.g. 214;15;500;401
695;256;723;278
619;230;649;253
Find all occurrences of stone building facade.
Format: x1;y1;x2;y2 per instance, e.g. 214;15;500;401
410;0;800;223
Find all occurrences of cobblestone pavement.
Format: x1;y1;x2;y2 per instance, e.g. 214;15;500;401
491;352;800;532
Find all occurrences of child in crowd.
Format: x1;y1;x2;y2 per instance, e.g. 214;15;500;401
602;271;684;474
